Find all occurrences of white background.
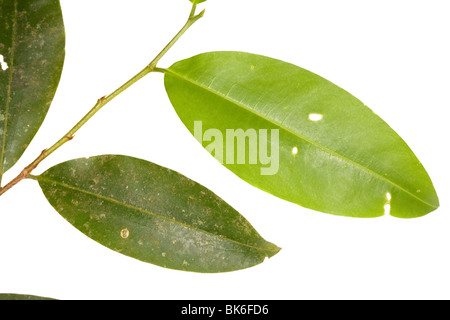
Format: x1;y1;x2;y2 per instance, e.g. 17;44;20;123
0;0;449;300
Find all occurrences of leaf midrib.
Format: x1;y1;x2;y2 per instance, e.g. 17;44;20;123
38;175;278;255
0;0;18;177
165;68;437;210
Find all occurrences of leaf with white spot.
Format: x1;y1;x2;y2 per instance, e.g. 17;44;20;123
0;0;65;182
37;155;280;273
163;51;439;218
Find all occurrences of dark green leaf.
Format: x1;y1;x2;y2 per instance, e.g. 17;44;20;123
37;155;280;273
163;51;439;218
0;0;65;180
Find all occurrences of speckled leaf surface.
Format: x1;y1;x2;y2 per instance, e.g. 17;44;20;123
0;0;65;180
37;155;280;273
163;51;439;218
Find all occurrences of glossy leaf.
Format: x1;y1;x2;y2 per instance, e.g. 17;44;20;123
0;0;65;180
37;155;280;273
163;51;439;218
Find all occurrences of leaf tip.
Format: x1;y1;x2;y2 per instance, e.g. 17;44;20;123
265;242;282;259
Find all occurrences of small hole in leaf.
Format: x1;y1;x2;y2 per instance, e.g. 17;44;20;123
384;192;392;216
309;113;323;122
0;54;8;71
384;203;391;216
292;147;298;156
386;192;392;201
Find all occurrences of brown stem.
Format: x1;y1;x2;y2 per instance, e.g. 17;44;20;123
0;3;204;198
0;149;47;196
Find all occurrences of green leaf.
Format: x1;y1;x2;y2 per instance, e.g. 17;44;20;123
190;0;207;4
37;155;280;273
0;0;65;180
163;51;439;218
0;294;56;300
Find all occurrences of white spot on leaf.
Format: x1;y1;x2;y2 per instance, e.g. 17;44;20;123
309;113;323;122
384;192;392;215
0;54;8;71
292;147;298;156
384;203;391;216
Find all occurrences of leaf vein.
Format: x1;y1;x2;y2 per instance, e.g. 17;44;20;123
165;68;437;210
38;176;276;255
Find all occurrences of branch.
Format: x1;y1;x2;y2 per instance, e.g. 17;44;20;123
0;3;205;197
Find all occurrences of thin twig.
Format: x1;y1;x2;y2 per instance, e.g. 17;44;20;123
0;3;204;197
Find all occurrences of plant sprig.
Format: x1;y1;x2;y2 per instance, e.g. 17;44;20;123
0;2;204;196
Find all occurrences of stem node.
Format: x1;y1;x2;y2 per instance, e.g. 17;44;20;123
0;2;204;198
98;95;107;105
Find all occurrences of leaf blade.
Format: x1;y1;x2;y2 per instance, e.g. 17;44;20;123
0;294;56;300
163;51;439;218
37;155;279;273
0;0;65;179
